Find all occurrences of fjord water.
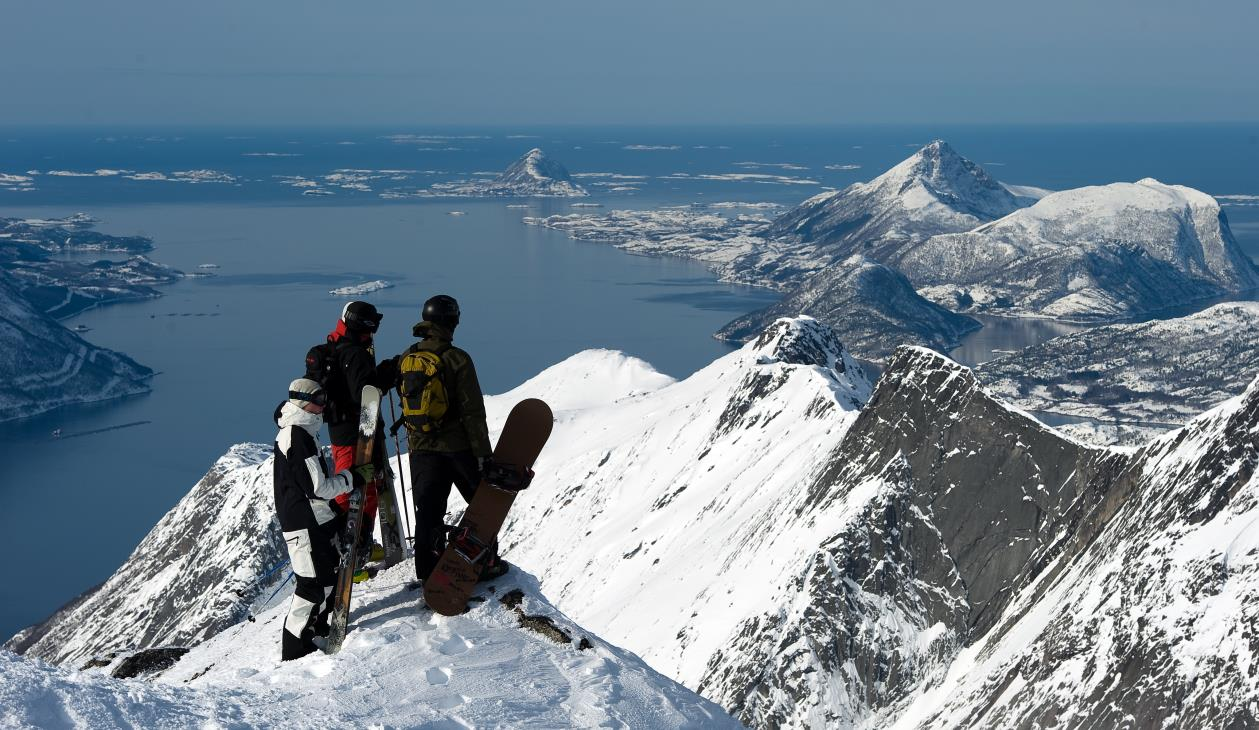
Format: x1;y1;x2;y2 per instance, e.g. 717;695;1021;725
1;124;1256;639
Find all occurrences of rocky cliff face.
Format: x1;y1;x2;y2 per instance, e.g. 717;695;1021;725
717;255;981;361
6;445;283;666
699;345;1259;728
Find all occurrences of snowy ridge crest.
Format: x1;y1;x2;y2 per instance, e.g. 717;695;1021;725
752;315;848;369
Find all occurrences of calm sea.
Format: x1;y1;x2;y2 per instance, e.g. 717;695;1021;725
1;124;1256;638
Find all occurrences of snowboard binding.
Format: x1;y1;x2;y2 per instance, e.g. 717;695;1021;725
484;461;534;492
447;526;492;565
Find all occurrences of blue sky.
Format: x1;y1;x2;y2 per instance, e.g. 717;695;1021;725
2;0;1256;126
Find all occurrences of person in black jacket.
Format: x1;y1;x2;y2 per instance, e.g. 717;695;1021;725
274;378;373;661
323;301;403;570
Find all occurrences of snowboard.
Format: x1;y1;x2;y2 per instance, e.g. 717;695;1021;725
424;398;553;616
325;384;380;654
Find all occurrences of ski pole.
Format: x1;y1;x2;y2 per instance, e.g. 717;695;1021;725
387;391;414;548
247;571;294;623
231;557;291;598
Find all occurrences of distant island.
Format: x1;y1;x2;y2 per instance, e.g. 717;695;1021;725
385;149;589;198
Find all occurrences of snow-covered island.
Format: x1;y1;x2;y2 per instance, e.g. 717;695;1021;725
329;279;393;296
7;316;1259;728
398;149;589;198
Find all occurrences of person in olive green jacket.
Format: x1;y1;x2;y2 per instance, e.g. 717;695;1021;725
399;294;506;582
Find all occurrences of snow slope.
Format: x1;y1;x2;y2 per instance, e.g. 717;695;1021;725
893;371;1259;728
495;317;874;691
904;178;1259;319
2;566;736;729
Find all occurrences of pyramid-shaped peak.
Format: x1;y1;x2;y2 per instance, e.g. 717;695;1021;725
870;139;1019;218
499;147;574;183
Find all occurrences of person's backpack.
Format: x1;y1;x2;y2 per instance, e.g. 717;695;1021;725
398;344;452;434
303;341;350;423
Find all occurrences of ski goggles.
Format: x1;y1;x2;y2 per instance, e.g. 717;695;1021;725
289;389;328;407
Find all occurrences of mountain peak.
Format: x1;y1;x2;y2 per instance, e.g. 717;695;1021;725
873;140;1018;217
751;316;849;369
498;147;574;184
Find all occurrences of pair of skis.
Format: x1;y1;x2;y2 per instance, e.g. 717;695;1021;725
323;387;553;650
324;385;381;654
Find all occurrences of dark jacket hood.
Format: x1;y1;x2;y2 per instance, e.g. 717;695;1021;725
412;320;455;341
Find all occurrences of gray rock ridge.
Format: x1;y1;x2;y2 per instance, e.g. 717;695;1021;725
699;345;1259;728
700;346;1109;727
717;255;982;362
977;300;1259;427
6;444;284;667
0;269;153;423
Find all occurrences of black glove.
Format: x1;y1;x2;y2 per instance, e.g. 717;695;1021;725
351;463;375;487
376;356;400;390
477;456;494;481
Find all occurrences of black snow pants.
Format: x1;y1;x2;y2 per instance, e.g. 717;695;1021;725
281;520;340;660
409;450;495;581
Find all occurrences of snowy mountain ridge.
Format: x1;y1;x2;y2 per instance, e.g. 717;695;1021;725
9;315;1259;728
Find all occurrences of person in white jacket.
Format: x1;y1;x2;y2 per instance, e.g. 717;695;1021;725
272;378;373;660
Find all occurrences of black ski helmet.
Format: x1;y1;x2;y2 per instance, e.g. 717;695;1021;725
422;295;460;328
342;300;383;334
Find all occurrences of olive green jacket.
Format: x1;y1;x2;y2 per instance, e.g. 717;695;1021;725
399;321;492;458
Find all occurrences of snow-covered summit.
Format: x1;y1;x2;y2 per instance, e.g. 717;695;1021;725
861;140;1021;220
493;147;585;194
739;141;1025;285
903;177;1259;319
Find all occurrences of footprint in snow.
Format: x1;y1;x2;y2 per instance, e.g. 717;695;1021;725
432;694;468;710
426;666;452;686
438;634;471;656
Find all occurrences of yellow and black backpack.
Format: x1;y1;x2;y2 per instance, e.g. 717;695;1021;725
398;343;452;434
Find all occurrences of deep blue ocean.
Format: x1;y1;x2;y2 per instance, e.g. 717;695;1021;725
1;124;1256;638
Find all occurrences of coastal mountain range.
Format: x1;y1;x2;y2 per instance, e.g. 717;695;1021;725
8;316;1257;728
527;141;1259;366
